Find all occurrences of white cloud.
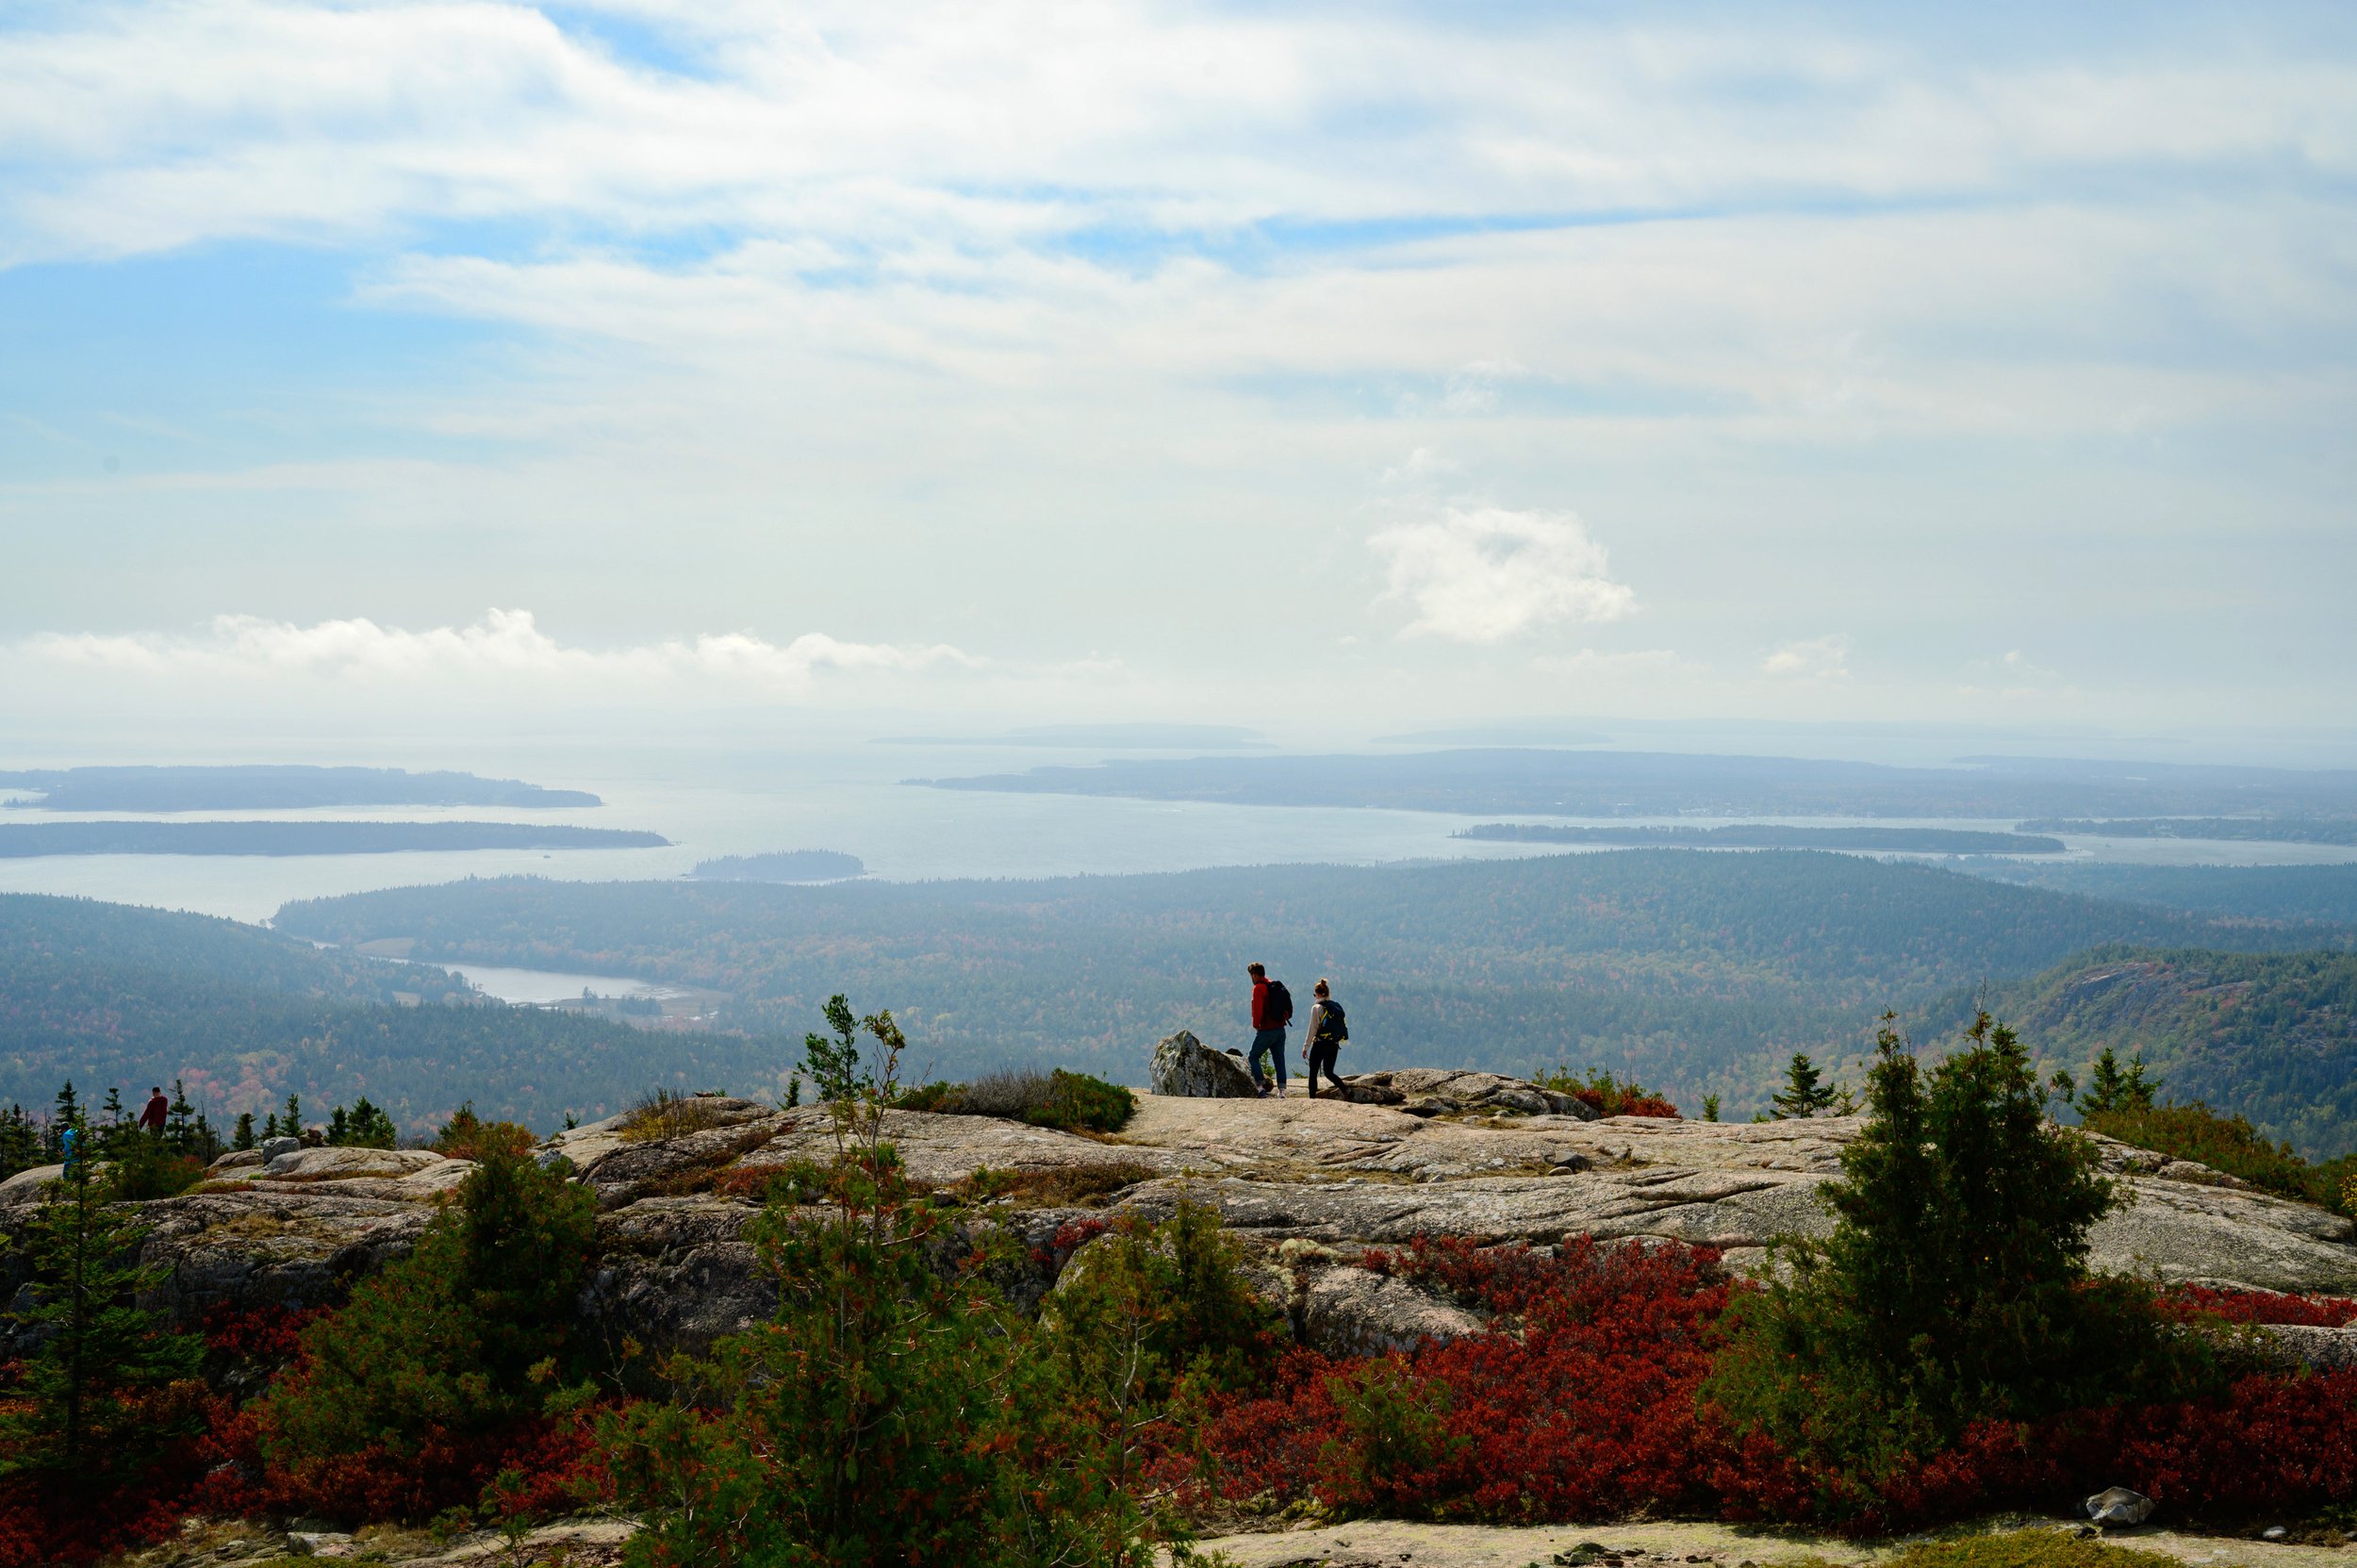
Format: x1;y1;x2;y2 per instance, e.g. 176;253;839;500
21;608;980;689
1369;505;1637;644
1762;634;1853;680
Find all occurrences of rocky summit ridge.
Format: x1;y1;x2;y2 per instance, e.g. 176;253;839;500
4;1050;2353;1372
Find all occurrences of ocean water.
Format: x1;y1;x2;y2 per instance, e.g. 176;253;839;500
2;740;2352;925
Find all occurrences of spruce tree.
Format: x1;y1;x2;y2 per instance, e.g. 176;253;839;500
282;1093;304;1138
233;1113;256;1151
165;1080;196;1155
0;1108;34;1179
1707;1013;2214;1485
0;1158;203;1479
1770;1052;1838;1118
2074;1047;2159;1116
47;1081;81;1159
347;1097;397;1148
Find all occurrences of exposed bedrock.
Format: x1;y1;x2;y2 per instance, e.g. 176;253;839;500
3;1084;2349;1373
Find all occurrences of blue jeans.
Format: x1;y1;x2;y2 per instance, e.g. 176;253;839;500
1247;1028;1288;1091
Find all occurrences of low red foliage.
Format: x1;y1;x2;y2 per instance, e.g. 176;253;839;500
1568;1088;1683;1119
2160;1283;2357;1328
1052;1216;1112;1252
1842;1372;2357;1531
206;1398;616;1524
203;1301;330;1363
1195;1231;2357;1533
1204;1236;1736;1520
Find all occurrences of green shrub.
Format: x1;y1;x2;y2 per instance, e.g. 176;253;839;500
2087;1099;2357;1217
602;995;1154;1568
1029;1069;1137;1132
1323;1359;1467;1506
891;1067;1137;1133
1045;1200;1284;1406
1706;1013;2234;1494
257;1145;598;1467
888;1080;958;1113
106;1135;206;1200
617;1086;735;1143
432;1101;540;1163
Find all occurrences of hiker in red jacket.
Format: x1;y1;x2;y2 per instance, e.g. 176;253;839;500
138;1086;169;1134
1246;962;1294;1098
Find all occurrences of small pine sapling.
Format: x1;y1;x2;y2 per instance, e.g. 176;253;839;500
0;1157;203;1481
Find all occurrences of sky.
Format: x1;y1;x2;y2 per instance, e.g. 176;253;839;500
2;1;2354;748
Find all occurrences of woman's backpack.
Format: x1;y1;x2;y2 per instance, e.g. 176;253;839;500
1320;999;1348;1044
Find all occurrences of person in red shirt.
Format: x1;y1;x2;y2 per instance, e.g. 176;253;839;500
1245;962;1293;1098
138;1085;169;1134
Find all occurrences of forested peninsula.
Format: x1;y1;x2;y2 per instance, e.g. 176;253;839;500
0;821;668;857
0;764;600;812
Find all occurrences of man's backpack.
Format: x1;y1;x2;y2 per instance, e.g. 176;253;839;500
1322;999;1348;1043
1265;979;1294;1028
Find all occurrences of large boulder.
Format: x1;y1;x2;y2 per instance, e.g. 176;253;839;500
1149;1030;1261;1098
1299;1263;1488;1356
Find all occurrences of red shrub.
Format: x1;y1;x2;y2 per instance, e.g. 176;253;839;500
238;1411;616;1524
204;1302;330;1363
2160;1284;2357;1328
1203;1236;1736;1520
1570;1088;1683;1119
1196;1230;2357;1535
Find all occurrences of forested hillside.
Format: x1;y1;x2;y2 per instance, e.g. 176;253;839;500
0;895;789;1131
1925;947;2357;1159
274;851;2334;1118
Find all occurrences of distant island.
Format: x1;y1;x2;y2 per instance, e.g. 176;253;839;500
915;749;2357;820
0;821;668;857
688;850;865;883
874;723;1267;750
1456;823;2068;853
2019;817;2357;847
0;764;601;812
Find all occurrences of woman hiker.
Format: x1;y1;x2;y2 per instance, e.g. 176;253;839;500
1302;979;1348;1099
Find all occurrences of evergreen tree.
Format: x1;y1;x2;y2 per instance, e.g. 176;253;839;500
282;1092;304;1138
46;1081;82;1159
1702;1094;1721;1122
0;1159;203;1479
324;1098;398;1149
2074;1047;2160;1117
164;1080;196;1155
1707;1013;2220;1487
0;1107;35;1179
233;1113;256;1151
1770;1052;1838;1119
258;1144;599;1470
98;1086;126;1141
